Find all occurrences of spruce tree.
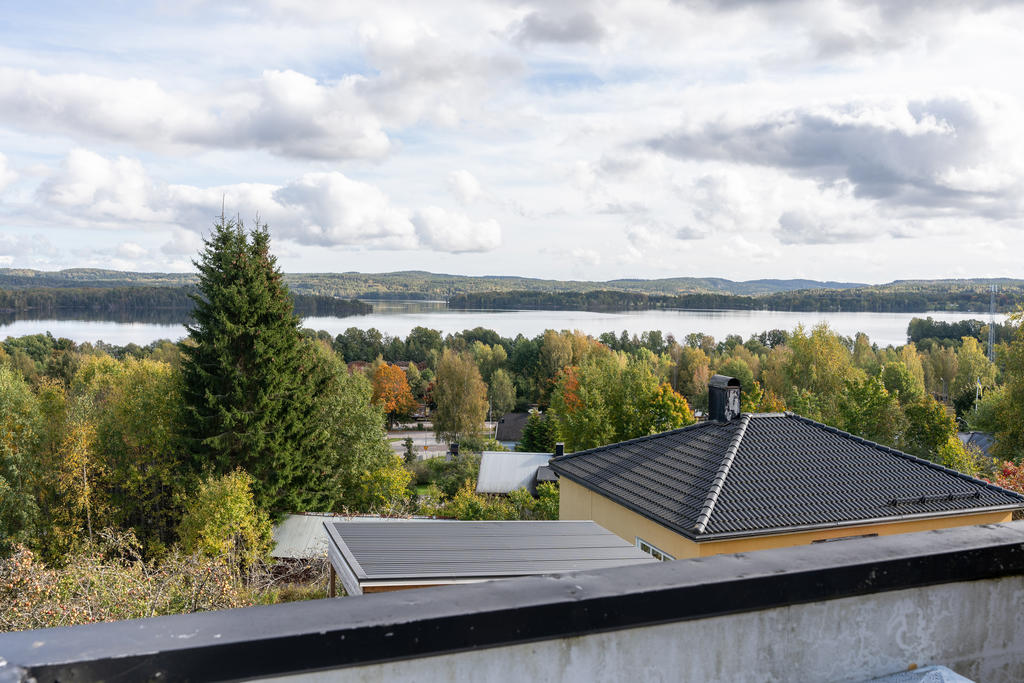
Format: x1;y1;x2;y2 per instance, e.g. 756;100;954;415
180;217;324;514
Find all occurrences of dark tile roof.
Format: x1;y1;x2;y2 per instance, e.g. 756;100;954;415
549;413;1024;541
495;412;530;442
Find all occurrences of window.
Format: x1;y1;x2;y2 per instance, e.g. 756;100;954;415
636;537;674;561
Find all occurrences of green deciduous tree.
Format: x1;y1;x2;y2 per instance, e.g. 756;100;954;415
991;318;1024;462
92;358;187;552
900;397;957;460
487;368;516;418
0;365;40;557
433;349;488;444
952;336;996;416
550;354;695;452
834;376;904;447
881;361;924;405
298;342;395;511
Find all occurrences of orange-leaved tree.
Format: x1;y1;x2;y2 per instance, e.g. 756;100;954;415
372;363;417;428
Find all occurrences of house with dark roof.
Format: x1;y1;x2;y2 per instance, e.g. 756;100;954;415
550;376;1024;560
495;411;530;448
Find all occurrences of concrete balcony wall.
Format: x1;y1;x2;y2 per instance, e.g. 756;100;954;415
3;522;1024;683
281;576;1023;683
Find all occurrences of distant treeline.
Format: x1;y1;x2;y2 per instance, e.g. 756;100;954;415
449;287;1024;314
907;316;1016;346
0;286;371;318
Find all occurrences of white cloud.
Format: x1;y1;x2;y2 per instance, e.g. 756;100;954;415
273;172;417;248
160;227;205;256
650;95;1024;221
447;170;482;204
36;148;170;224
115;241;148;259
0;152;17;192
509;11;607;45
0;67;389;160
0;233;59;266
571;247;601;267
24;150;502;255
412;206;501;253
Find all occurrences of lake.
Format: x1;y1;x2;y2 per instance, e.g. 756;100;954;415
0;301;1006;348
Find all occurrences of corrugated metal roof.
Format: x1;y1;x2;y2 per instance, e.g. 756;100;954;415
550;412;1024;541
325;520;657;584
476;451;552;494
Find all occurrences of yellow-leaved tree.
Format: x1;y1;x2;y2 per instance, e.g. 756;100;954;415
177;469;272;575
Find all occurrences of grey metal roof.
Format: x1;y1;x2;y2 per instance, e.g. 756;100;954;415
273;514;442;558
550;412;1024;541
476;451;552;494
325;520;656;589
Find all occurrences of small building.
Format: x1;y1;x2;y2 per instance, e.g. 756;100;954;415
324;520;656;596
476;450;554;495
495;412;530;449
958;431;995;459
551;376;1024;561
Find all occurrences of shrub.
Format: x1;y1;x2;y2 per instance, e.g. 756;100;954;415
177;470;272;574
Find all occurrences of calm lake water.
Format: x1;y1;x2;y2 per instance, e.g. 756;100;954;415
0;301;1007;348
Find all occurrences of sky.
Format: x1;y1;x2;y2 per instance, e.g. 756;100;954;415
1;1;1023;283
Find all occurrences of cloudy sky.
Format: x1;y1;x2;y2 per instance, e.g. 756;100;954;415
1;1;1023;282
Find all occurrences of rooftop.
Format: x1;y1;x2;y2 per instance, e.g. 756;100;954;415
476;450;552;494
549;412;1024;541
325;520;656;595
495;412;530;442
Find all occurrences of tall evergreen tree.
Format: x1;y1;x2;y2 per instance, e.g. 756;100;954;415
180;217;325;514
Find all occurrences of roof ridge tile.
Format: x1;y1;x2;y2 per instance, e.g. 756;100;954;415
692;414;751;534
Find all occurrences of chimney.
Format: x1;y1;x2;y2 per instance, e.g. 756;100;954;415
708;375;741;422
554;443;564;457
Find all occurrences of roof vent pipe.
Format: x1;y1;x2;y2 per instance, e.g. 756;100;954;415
554;443;564;457
708;375;741;422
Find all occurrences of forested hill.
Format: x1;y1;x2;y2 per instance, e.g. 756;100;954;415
449;282;1024;314
2;268;1022;312
0;285;370;320
0;268;865;298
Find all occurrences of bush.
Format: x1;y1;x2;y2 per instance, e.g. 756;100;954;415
0;529;332;632
347;457;412;513
177;470;272;574
458;434;507;454
412;454;481;497
0;530;253;631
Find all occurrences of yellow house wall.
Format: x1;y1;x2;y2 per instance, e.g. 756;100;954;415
558;478;1013;559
